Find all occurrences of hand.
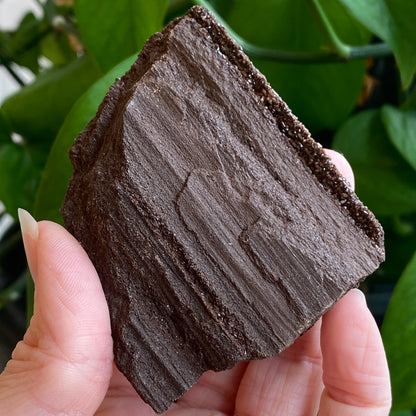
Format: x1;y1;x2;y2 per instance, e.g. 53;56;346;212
0;151;391;416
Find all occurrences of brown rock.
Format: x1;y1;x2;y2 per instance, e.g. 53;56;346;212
61;6;384;413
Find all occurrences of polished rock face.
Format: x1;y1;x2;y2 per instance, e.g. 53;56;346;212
61;6;384;414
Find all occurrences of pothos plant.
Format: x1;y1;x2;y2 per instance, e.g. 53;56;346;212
0;0;416;413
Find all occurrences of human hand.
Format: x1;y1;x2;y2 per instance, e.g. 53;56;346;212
0;151;391;416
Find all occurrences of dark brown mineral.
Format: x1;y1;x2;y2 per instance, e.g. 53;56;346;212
61;6;384;413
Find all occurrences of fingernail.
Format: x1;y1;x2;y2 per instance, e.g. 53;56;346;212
352;288;367;305
18;208;39;241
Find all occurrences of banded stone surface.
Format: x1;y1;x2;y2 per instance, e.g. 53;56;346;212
61;6;384;413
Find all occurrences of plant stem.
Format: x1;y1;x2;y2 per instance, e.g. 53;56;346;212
192;0;392;63
309;0;350;58
0;57;25;86
350;42;392;59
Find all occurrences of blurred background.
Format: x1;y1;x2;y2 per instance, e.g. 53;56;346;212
0;0;39;374
0;1;415;414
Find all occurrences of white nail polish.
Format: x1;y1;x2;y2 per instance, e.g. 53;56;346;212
18;208;39;241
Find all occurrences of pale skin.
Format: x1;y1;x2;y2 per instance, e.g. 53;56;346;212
0;150;391;415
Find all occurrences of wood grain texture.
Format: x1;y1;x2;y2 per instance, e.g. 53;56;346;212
61;6;384;413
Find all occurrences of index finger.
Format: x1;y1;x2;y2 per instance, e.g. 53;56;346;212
324;148;355;191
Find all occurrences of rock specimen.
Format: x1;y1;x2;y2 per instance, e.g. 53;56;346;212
61;6;385;414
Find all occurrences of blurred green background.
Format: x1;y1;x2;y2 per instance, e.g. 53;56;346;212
0;0;416;413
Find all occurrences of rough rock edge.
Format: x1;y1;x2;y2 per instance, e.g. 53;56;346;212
69;6;383;258
187;6;383;253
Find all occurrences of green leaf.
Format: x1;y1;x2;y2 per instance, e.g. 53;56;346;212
208;0;236;19
0;143;46;218
0;30;12;58
401;88;416;111
34;54;137;222
382;250;416;410
338;0;416;89
74;0;168;72
41;0;58;22
332;109;416;215
165;0;193;21
9;12;43;73
400;90;416;111
389;411;414;416
0;109;12;143
1;54;101;147
379;214;416;286
381;105;416;172
41;31;76;66
226;0;370;133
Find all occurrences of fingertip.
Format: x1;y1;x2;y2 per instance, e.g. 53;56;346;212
351;287;367;303
18;209;39;281
1;218;113;415
18;208;39;241
36;220;100;289
34;219;110;328
320;289;391;412
25;220;112;368
324;149;355;190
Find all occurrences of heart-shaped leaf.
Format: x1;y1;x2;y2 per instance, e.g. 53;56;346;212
381;105;416;172
74;0;168;72
1;55;101;146
0;143;46;219
34;55;136;222
225;0;370;133
382;250;416;410
333;109;416;215
338;0;416;89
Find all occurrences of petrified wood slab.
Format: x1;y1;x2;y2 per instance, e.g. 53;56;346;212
61;6;385;413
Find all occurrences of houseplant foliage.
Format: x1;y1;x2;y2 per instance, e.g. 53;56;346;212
0;0;415;412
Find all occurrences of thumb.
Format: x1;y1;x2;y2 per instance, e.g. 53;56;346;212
319;289;391;415
0;209;113;415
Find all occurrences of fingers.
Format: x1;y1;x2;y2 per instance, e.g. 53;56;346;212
324;149;355;190
96;364;158;415
0;210;113;415
233;149;357;416
234;320;324;416
319;151;391;415
177;362;248;414
165;409;227;416
234;151;389;416
319;289;392;415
